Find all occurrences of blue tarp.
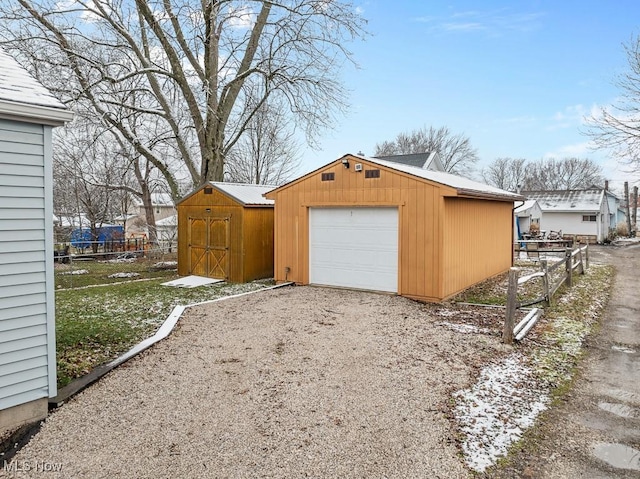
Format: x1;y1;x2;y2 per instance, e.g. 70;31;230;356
70;225;124;249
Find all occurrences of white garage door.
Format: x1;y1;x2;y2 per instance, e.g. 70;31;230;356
309;207;398;293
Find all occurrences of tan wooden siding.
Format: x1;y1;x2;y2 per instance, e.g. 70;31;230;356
441;198;513;299
242;207;274;281
177;186;274;282
270;158;446;300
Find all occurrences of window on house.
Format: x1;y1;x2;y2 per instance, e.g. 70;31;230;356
582;215;597;222
365;169;380;178
321;172;335;181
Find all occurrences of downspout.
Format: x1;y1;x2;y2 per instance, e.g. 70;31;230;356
512;200;525;265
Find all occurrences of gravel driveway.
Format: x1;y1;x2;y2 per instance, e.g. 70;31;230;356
4;286;510;478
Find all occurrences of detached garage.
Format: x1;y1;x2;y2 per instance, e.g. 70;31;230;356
177;182;274;283
265;154;523;302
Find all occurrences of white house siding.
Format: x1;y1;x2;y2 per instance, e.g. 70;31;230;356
541;211;608;242
0;118;55;411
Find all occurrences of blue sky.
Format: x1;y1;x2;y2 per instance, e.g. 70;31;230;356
300;0;640;192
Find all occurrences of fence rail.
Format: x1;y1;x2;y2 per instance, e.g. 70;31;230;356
503;244;589;344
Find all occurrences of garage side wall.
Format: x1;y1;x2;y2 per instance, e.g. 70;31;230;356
270;160;444;300
0;119;53;413
441;198;513;299
242;207;274;282
177;188;244;281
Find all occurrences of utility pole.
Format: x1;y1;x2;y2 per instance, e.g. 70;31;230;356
632;186;638;235
625;182;632;236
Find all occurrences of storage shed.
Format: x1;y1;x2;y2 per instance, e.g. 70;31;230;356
0;49;73;435
265;154;523;302
177;182;275;282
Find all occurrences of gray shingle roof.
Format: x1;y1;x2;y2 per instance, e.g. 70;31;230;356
374;152;434;168
0;48;66;110
522;189;604;212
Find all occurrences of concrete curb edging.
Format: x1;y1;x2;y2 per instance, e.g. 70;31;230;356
49;282;294;408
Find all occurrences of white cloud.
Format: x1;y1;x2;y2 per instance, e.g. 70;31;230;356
543;141;594;158
420;8;545;36
227;5;256;29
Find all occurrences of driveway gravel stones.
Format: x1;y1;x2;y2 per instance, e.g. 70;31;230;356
3;286;512;478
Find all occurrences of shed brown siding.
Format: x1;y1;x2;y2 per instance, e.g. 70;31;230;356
242;207;275;281
177;186;274;282
441;198;513;299
267;155;516;302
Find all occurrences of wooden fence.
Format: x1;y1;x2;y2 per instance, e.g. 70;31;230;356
503;244;590;344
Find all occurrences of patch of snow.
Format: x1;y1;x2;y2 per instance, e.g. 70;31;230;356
61;269;89;275
454;354;550;473
153;261;177;269
612;345;637;354
436;321;493;335
108;272;141;279
161;275;223;288
106;257;137;263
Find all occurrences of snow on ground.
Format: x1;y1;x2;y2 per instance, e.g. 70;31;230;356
60;269;89;275
108;272;141;278
454;353;550;473
436;321;493;335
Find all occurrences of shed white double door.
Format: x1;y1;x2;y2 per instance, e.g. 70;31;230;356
309;207;398;293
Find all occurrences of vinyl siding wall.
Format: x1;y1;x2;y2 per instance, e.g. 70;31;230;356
0;118;55;411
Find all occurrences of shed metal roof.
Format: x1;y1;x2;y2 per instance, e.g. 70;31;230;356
522;189;604;213
0;48;73;125
179;182;275;206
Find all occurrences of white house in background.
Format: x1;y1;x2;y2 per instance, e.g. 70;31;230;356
514;199;542;240
154;214;177;251
116;192;176;239
374;151;445;171
522;188;610;243
0;49;73;435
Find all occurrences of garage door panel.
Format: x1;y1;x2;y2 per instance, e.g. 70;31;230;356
309;208;398;293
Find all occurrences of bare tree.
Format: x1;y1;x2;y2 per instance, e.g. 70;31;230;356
587;35;640;165
524;157;604;190
225;97;300;185
0;0;366;195
374;126;479;176
53;123;122;252
481;157;528;192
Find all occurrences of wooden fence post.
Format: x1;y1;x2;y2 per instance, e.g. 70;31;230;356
540;259;551;306
578;248;584;275
585;244;589;269
503;267;519;344
565;248;573;287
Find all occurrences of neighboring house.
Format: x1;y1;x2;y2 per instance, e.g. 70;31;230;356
514;199;543;240
374;151;445;171
0;49;73;435
117;192;176;240
522;189;610;243
177;182;275;282
603;189;622;231
155;214;177;251
265;153;523;302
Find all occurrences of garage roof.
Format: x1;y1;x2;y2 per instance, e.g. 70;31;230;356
362;155;523;200
0;48;73;125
